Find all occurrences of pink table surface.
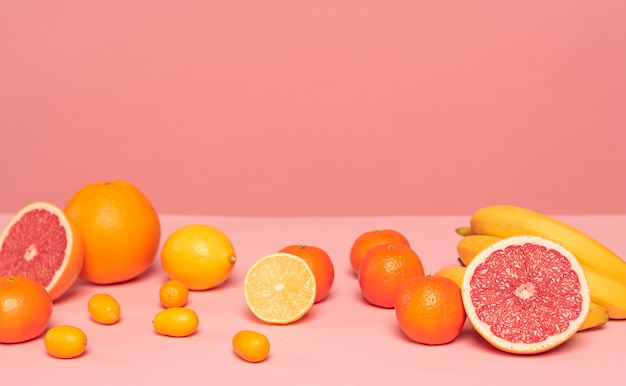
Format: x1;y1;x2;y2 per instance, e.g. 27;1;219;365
2;213;625;385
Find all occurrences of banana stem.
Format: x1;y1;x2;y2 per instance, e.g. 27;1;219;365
455;226;475;236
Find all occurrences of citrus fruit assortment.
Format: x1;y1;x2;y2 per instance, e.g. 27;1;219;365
1;185;626;361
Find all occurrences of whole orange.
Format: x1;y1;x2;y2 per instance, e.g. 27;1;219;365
395;275;466;345
279;245;335;303
349;229;410;274
64;180;161;284
358;243;424;308
0;275;53;343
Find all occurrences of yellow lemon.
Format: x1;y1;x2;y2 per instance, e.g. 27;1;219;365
161;225;236;290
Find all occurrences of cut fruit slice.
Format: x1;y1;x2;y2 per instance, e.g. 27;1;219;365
244;252;316;324
461;235;590;354
0;202;84;301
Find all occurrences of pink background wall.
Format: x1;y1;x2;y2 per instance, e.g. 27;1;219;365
1;1;625;216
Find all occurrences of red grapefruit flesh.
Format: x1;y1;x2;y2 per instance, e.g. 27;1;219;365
461;235;590;354
0;202;85;301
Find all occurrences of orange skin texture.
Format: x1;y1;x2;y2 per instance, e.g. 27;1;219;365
0;275;53;344
279;245;335;303
395;275;466;345
358;243;425;308
65;180;161;284
349;229;410;274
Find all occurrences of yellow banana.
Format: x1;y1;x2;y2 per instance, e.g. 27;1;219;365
435;263;610;329
469;205;626;283
581;265;626;319
455;226;475;236
434;265;466;287
457;234;501;266
458;234;626;319
579;302;609;331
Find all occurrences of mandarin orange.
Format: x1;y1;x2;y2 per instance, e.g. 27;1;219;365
395;275;466;345
358;243;424;308
0;275;53;343
349;229;410;274
279;244;334;303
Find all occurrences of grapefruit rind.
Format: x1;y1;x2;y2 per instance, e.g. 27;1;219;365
461;235;590;354
0;202;84;301
244;252;316;325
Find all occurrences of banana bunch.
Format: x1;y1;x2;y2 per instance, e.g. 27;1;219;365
466;205;626;283
454;204;626;324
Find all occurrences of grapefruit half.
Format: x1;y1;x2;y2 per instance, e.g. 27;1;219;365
0;202;84;301
461;235;590;354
